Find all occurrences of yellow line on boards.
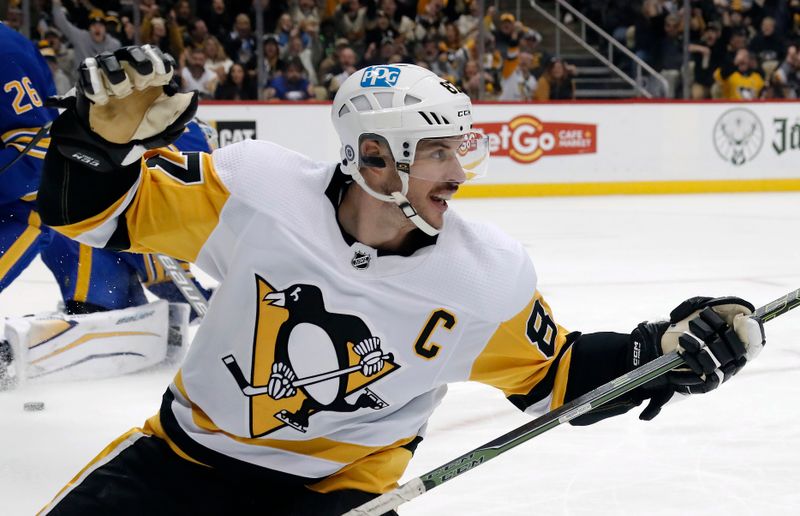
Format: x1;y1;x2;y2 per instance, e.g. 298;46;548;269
456;179;800;198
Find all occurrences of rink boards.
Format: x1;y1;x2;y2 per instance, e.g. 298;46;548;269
198;100;800;197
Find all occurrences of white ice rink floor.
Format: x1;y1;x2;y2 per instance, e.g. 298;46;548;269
2;192;800;515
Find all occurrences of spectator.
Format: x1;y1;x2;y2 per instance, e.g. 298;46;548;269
140;12;184;60
499;51;537;101
749;16;784;77
382;0;416;42
634;0;666;65
493;12;522;56
365;10;397;49
262;34;287;83
41;46;72;95
227;13;258;70
715;48;765;99
326;45;358;95
118;15;137;46
181;47;219;99
205;36;234;81
201;0;233;42
457;59;496;98
186;18;210;52
51;0;121;67
335;0;368;52
285;34;318;84
534;57;576;100
43;27;76;83
689;22;726;99
767;45;800;98
657;13;686;98
250;0;290;35
415;0;444;42
290;0;321;27
264;57;314;100
456;0;482;39
215;62;258;99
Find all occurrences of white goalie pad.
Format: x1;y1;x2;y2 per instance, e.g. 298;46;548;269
3;300;170;385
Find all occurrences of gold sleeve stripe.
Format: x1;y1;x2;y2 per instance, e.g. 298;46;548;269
0;211;41;282
124;150;230;262
469;291;570;397
52;189;130;241
20;192;37;202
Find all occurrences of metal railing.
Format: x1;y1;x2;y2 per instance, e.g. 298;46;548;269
530;0;669;98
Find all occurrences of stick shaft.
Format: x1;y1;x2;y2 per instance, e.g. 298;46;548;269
155;255;208;317
344;288;800;516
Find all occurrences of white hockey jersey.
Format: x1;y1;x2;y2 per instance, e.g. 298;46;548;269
52;140;575;494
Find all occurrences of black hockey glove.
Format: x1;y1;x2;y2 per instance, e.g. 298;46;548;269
630;296;765;421
48;45;198;172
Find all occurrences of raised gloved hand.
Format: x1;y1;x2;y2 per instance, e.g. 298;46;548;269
49;45;198;172
630;296;765;420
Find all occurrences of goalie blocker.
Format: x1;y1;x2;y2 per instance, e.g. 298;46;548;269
0;300;190;390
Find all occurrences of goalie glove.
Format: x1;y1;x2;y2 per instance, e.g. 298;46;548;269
630;296;765;421
48;45;199;172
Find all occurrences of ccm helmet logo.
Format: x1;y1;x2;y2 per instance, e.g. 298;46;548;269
361;66;401;87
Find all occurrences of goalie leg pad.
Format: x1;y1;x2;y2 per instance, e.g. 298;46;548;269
4;300;170;385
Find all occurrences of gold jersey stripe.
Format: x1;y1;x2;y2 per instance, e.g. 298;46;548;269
0;211;41;282
173;371;418;466
38;428;146;515
2;126;45;141
52;189;130;241
124;150;230;262
142;412;208;466
308;440;415;494
73;244;93;302
469;291;571;397
6;142;46;159
20;192;37;202
29;331;160;365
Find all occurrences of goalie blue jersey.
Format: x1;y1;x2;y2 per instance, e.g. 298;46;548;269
0;23;57;204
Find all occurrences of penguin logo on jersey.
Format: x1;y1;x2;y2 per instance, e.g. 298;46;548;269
222;275;400;436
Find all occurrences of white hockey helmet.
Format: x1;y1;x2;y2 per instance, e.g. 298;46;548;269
331;64;489;235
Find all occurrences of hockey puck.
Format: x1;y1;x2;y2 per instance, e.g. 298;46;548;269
23;401;45;412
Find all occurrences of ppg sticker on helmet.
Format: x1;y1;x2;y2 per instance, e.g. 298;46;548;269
361;66;401;87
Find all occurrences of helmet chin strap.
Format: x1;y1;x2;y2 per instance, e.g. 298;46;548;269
348;163;440;237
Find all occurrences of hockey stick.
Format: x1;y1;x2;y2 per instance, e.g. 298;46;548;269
154;254;208;317
221;352;394;396
344;287;800;516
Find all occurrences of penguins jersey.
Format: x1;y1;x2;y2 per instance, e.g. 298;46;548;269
42;140;579;494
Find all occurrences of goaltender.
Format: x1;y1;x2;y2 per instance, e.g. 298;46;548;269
38;46;765;514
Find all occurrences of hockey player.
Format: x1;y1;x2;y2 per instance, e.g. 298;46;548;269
0;120;215;390
0;25;210;389
36;46;765;514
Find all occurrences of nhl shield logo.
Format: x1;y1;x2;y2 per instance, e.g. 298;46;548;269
351;250;371;270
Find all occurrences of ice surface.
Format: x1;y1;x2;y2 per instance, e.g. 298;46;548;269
2;193;799;515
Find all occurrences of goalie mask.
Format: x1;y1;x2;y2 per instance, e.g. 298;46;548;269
331;64;489;235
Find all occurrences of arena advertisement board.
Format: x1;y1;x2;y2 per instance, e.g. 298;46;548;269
197;101;800;197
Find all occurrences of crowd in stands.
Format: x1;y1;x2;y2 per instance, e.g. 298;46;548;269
4;0;577;102
573;0;800;99
11;0;798;101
